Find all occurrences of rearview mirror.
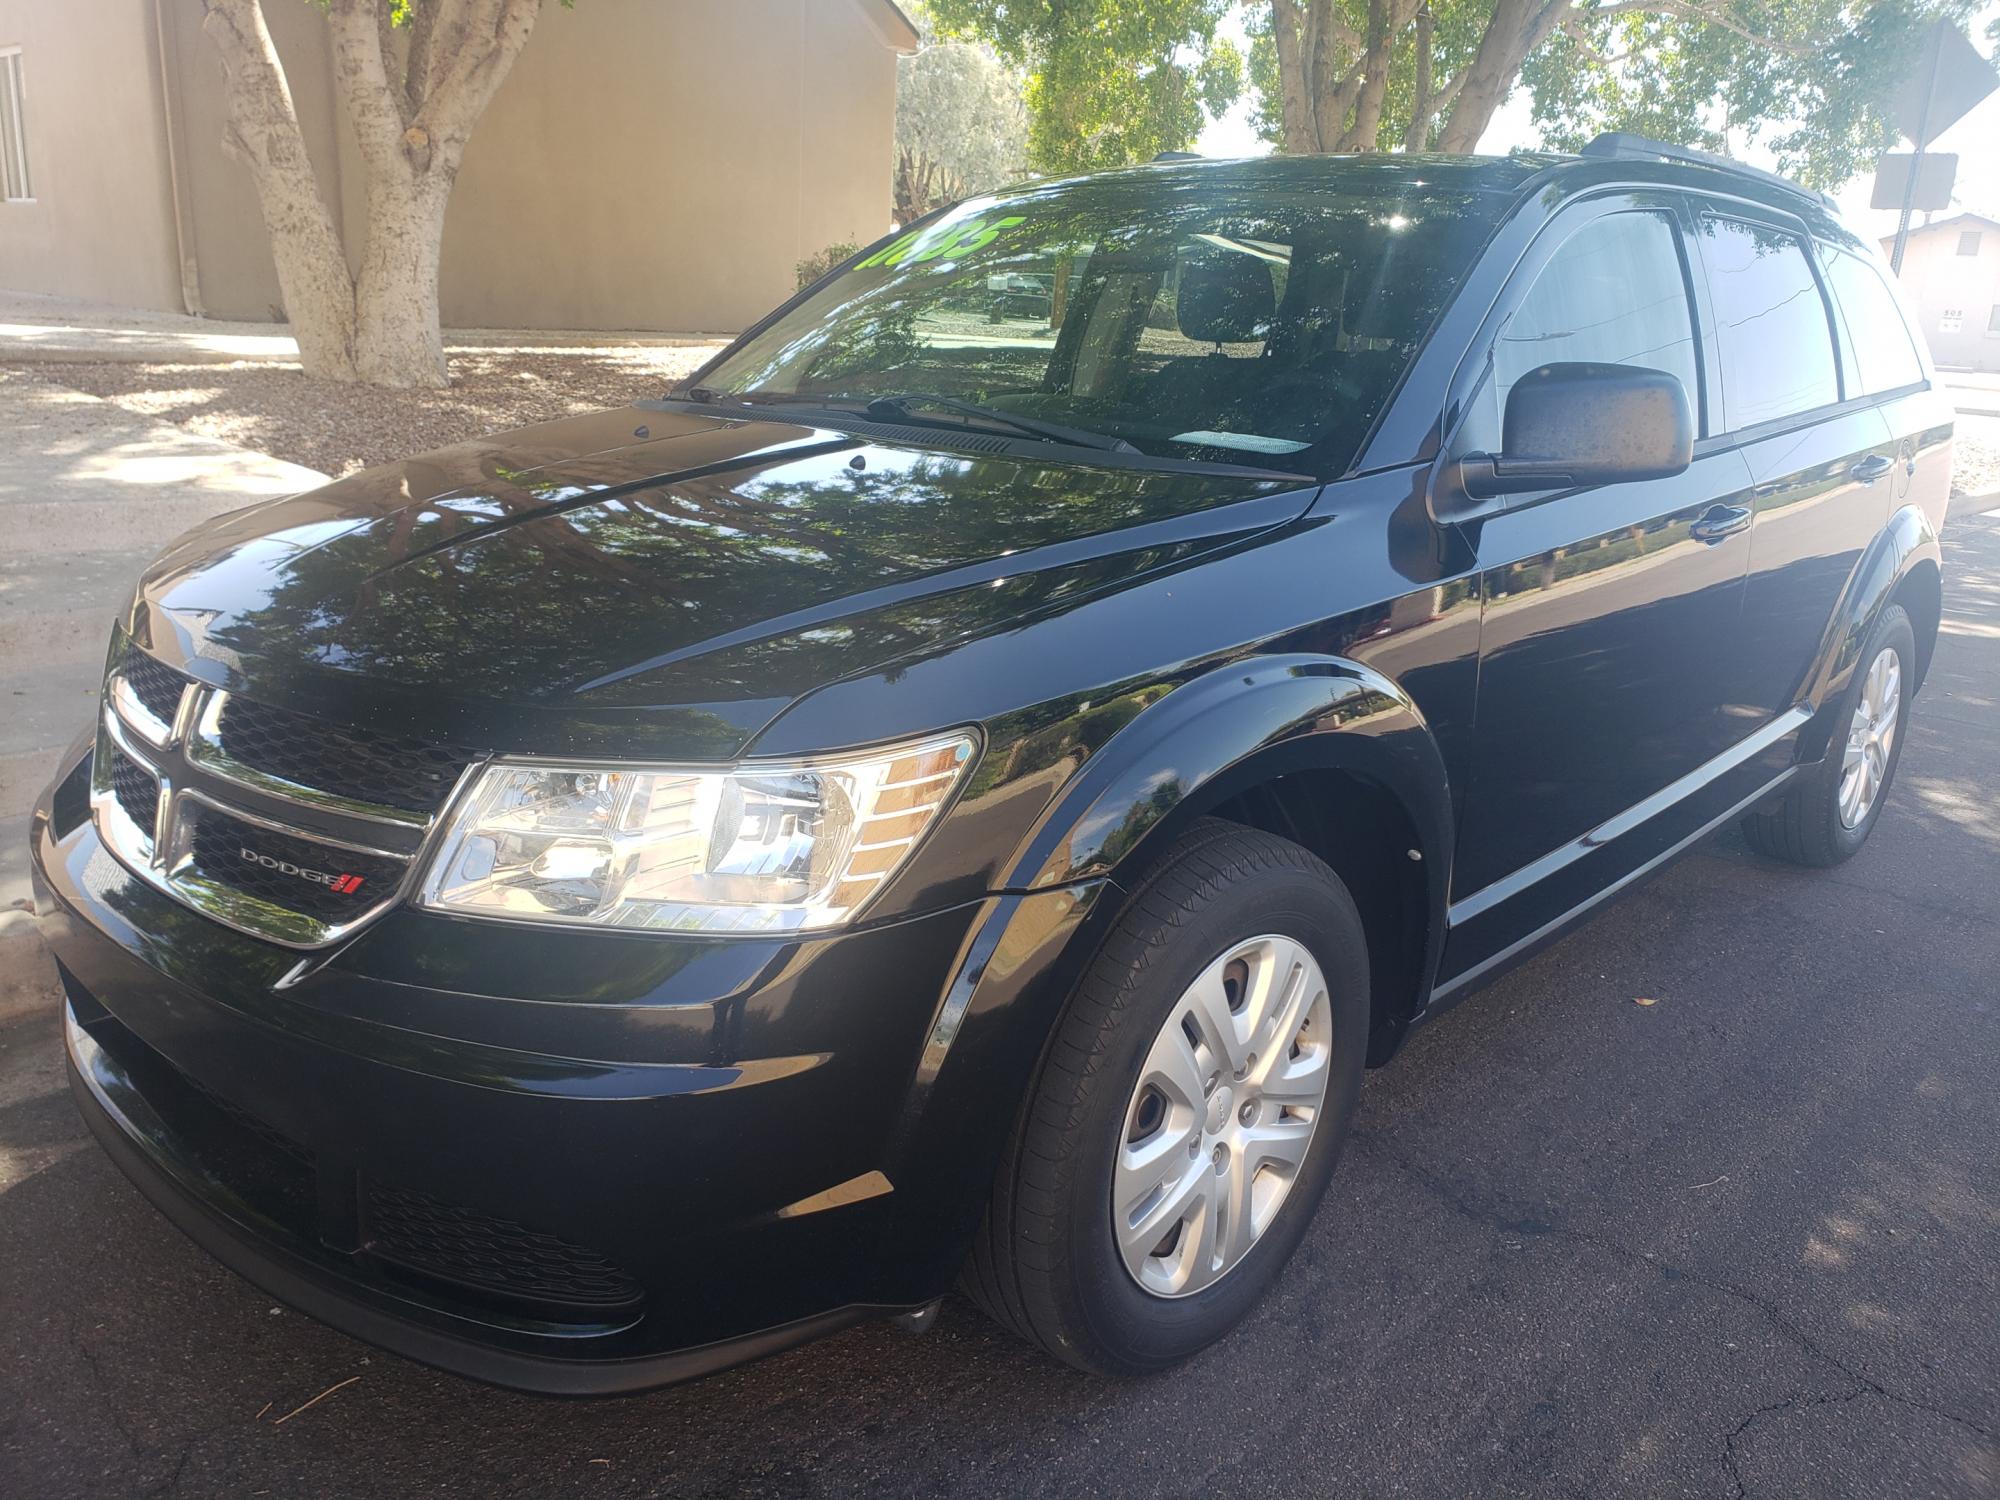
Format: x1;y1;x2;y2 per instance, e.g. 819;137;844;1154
1451;361;1694;502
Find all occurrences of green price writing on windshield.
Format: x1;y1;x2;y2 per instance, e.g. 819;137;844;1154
856;215;1028;270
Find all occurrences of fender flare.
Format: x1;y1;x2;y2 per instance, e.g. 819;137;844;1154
1004;653;1455;1009
1799;503;1941;759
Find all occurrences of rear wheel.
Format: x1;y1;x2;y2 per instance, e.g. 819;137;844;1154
1742;603;1915;867
963;819;1369;1375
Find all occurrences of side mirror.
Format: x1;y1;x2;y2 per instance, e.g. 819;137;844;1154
1449;361;1694;502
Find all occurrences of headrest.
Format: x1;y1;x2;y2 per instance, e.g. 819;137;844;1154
1177;252;1275;344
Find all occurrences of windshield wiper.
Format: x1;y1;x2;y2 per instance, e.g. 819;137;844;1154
863;394;1139;454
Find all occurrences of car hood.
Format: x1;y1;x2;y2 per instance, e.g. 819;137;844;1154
130;405;1315;760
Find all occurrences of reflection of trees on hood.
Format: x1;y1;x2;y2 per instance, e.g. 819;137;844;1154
193;437;1284;711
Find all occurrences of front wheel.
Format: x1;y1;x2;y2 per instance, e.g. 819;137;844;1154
962;819;1369;1375
1743;603;1916;867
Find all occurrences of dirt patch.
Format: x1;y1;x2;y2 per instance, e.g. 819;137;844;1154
6;345;722;478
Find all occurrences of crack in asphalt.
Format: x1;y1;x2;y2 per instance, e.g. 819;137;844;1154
64;1309;144;1464
1348;1129;2000;1490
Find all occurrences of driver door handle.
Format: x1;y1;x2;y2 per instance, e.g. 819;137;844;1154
1691;503;1752;544
1850;454;1894;484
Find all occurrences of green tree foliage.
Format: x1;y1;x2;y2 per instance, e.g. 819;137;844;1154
1238;0;1984;188
898;38;1031;205
925;0;1245;171
1526;0;1983;186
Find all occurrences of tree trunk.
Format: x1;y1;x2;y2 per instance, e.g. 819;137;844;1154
1433;0;1573;153
201;0;356;379
354;170;453;387
203;0;543;389
1338;0;1399;151
1404;5;1435;151
1269;0;1320;152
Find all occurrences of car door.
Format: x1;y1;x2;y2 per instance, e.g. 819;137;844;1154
1689;212;1899;729
1440;195;1759;975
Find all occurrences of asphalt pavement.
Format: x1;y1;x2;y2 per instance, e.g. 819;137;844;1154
2;500;1996;1498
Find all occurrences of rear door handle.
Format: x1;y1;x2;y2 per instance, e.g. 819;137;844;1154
1850;454;1894;483
1691;504;1752;544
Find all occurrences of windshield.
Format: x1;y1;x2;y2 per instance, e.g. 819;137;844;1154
695;164;1499;471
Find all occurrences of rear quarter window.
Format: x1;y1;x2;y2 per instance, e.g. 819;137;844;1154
1823;249;1925;394
1692;217;1839;429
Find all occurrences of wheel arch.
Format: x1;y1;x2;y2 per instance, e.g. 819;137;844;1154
1799;503;1942;760
1006;654;1454;1066
1892;554;1942;690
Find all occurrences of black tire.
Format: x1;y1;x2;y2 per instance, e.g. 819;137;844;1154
963;818;1370;1375
1742;603;1916;867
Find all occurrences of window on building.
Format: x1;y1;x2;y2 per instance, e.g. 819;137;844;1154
0;48;29;202
1989;304;2000;334
1941;309;1964;334
1693;217;1839;429
1957;231;1983;257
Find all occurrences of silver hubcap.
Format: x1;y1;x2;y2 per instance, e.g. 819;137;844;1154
1112;935;1333;1298
1839;646;1902;829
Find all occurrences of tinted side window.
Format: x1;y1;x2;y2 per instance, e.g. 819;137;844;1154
1463;210;1701;452
1823;249;1924;394
1694;218;1839;428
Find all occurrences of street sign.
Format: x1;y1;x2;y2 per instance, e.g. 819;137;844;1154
1888;21;1997;273
1871;152;1957;211
1894;19;1996;148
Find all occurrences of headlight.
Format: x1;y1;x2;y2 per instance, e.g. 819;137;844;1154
414;732;977;934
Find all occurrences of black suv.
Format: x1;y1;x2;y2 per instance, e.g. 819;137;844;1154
31;138;1951;1393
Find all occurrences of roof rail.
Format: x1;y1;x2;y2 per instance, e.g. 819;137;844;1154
1152;150;1204;162
1578;132;1835;209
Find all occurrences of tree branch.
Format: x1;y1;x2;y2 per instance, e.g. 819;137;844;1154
326;0;413;177
412;0;542;166
1589;0;1817;58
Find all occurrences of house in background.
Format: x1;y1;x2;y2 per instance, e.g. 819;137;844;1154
1883;212;2000;372
0;0;917;334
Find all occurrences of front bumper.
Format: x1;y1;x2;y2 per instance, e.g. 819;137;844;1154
32;747;1102;1393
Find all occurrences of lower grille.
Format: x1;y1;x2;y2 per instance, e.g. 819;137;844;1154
367;1182;643;1314
70;996;640;1329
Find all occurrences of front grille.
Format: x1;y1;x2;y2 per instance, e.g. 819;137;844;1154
183;801;405;926
108;749;159;834
95;630;482;948
117;648;188;725
367;1183;643;1314
212;695;471;815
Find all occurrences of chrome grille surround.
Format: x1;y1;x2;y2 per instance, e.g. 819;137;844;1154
91;651;481;950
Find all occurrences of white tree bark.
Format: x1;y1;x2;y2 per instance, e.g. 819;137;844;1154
201;0;357;378
203;0;544;389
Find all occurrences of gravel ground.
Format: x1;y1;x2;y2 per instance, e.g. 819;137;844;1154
1951;415;2000;501
3;345;722;478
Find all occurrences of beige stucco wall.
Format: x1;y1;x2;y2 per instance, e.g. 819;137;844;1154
1885;220;2000;373
0;0;183;312
2;0;902;334
166;0;348;322
437;0;901;332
